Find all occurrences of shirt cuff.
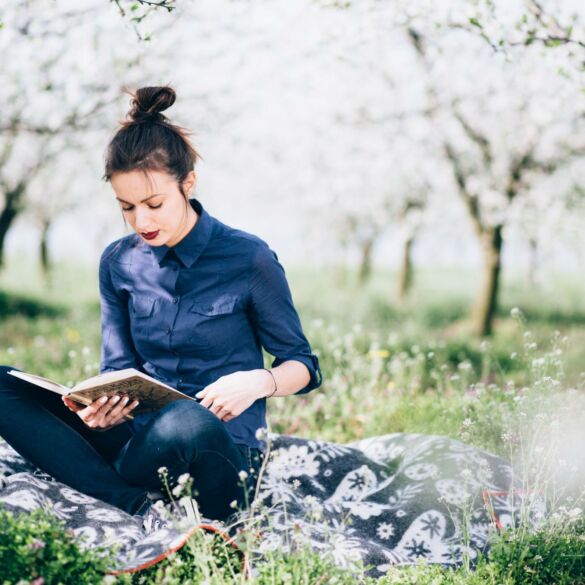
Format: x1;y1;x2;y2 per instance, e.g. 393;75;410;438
271;353;323;395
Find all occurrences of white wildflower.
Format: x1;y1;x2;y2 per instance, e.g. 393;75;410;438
177;473;191;487
460;468;474;481
568;508;582;520
152;500;167;513
255;427;268;441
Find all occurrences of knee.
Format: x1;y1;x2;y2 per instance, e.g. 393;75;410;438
149;400;227;453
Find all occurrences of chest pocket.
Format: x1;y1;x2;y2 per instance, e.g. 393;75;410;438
129;296;156;339
131;296;156;318
188;293;239;355
189;294;238;317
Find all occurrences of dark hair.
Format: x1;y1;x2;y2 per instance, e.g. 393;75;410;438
103;85;201;198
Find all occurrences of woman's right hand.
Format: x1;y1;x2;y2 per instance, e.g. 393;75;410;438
61;394;139;431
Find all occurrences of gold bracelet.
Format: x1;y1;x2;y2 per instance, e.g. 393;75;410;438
263;368;278;398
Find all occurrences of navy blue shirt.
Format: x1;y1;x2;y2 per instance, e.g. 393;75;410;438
99;197;322;450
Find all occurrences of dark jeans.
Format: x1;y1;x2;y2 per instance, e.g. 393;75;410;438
0;365;264;520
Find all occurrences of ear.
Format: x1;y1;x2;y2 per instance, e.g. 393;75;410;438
183;171;196;196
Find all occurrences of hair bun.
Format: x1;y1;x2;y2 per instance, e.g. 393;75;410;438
127;86;176;124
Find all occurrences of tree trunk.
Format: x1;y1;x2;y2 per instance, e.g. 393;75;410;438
0;183;27;269
357;239;374;285
528;237;539;286
472;226;503;337
40;218;52;285
397;235;414;302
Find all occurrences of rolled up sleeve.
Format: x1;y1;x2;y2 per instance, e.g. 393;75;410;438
248;243;322;395
98;247;142;375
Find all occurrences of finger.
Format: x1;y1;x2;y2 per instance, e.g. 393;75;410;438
106;397;138;421
79;395;110;421
84;395;124;426
62;396;84;412
91;395;120;419
86;396;122;428
222;413;236;422
91;397;139;429
118;400;139;421
197;382;219;403
103;395;128;419
65;396;86;410
218;409;232;421
209;401;224;416
99;394;133;425
200;392;216;409
215;405;232;421
122;400;140;417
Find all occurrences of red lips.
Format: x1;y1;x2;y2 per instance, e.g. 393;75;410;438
141;230;160;240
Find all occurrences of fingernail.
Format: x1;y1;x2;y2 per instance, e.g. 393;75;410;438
132;400;139;407
123;397;130;404
111;396;121;404
99;396;108;403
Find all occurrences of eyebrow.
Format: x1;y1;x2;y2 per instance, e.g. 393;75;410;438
116;194;164;204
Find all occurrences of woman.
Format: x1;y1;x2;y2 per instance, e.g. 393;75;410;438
0;86;322;526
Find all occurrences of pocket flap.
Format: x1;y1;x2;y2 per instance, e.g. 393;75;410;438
189;294;238;316
132;296;156;318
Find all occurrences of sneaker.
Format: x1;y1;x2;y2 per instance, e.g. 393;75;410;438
140;500;171;534
140;495;202;534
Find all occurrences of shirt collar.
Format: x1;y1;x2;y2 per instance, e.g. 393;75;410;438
149;198;213;269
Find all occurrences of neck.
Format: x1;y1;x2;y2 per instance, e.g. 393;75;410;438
166;203;198;247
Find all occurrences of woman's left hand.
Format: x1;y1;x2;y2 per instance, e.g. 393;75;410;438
195;369;273;422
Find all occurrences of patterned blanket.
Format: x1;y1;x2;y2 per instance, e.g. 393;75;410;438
0;432;535;578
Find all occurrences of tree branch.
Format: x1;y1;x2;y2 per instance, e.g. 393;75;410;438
443;141;484;237
453;108;493;169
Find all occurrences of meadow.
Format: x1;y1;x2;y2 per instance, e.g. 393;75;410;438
0;258;584;584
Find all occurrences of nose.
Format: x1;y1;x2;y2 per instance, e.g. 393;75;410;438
134;206;156;232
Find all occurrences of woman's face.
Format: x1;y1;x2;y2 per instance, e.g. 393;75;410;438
110;169;197;247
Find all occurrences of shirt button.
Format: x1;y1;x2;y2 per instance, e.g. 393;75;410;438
165;327;171;335
172;297;178;304
178;377;184;384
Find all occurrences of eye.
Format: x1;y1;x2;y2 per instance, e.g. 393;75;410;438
120;203;162;212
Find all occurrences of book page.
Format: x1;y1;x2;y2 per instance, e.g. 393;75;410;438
71;376;195;415
7;370;70;395
72;368;176;393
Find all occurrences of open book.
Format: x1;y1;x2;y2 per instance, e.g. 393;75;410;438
8;368;196;420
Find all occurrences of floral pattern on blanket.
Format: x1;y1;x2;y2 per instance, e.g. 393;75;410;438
0;433;536;577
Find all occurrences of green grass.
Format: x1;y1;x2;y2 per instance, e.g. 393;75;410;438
0;258;584;583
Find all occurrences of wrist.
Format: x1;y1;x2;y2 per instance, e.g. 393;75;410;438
258;368;277;398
